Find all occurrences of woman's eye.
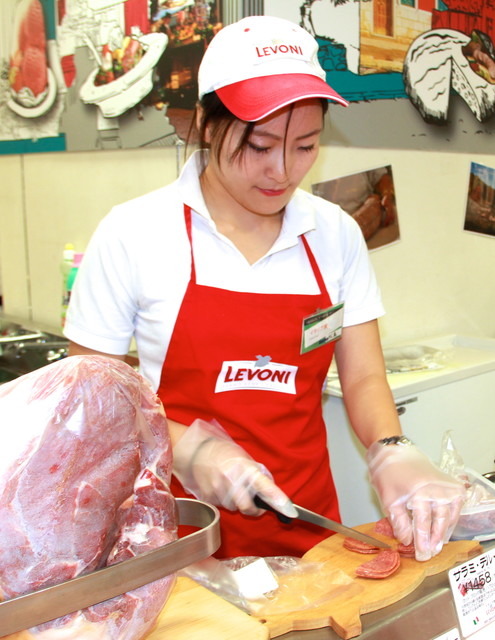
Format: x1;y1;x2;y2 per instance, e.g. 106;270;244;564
248;142;270;154
299;144;316;153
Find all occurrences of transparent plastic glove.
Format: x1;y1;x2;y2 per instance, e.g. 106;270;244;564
172;419;297;518
367;441;466;561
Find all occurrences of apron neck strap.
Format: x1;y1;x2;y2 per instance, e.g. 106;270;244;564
300;234;328;300
184;204;196;282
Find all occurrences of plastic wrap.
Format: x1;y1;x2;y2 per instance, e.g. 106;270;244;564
383;344;449;372
180;555;359;616
0;355;177;639
440;432;495;541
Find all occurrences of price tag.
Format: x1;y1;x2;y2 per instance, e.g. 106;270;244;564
448;548;495;638
231;558;279;600
469;619;495;639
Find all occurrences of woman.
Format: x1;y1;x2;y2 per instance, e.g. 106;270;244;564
65;16;464;560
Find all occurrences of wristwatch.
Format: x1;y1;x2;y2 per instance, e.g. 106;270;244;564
377;435;413;446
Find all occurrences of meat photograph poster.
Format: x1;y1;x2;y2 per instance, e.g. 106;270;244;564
312;166;401;251
1;0;495;155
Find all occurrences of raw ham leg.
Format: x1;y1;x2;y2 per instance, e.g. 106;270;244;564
0;355;177;640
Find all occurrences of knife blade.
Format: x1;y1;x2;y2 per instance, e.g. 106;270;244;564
254;495;390;549
0;499;220;637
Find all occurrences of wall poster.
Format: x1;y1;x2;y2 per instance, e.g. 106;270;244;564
464;161;495;238
312;165;400;251
0;0;222;154
266;1;495;154
1;1;495;155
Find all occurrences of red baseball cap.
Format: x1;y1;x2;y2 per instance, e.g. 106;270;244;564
198;16;348;121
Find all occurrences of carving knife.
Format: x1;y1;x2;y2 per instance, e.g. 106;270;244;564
254;495;391;549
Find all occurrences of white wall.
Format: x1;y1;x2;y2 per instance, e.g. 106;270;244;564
1;142;494;343
1;154;29;316
0;146;178;330
303;146;495;345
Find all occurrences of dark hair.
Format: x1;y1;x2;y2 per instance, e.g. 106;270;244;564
186;92;329;172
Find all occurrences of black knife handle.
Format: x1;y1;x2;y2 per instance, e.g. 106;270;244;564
254;494;294;524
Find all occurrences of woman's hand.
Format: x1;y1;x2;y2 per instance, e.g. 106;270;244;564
367;440;466;561
172;418;297;517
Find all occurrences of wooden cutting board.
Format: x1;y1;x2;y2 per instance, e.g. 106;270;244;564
149;575;268;640
258;523;483;639
150;524;482;640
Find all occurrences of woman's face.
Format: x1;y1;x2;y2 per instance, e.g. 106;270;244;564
202;99;324;219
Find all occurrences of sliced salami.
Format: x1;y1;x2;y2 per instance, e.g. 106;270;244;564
397;542;416;558
374;517;394;538
355;549;401;579
343;537;380;554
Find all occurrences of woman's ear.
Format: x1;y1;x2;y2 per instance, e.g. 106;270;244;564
196;103;211;144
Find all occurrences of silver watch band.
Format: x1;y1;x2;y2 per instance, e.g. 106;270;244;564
377;435;413;446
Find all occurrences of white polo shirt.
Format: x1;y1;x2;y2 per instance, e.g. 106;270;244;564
65;151;384;390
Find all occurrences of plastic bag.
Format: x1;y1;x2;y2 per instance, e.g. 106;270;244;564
383;344;449;372
439;432;495;541
180;555;359;616
0;355;177;640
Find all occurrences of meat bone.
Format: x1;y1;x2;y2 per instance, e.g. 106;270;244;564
0;498;220;636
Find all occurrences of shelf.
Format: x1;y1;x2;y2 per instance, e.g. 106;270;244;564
326;334;495;399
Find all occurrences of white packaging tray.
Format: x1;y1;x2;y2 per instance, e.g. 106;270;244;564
326;334;495;399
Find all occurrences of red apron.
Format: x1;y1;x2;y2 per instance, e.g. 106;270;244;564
158;205;341;558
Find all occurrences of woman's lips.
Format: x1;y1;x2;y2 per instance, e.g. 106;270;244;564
258;187;287;197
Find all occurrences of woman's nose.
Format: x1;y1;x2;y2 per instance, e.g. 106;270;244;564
267;151;289;181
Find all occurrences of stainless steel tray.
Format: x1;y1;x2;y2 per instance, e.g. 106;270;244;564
0;498;220;636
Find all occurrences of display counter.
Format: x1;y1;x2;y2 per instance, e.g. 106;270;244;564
326;334;495;400
281;540;494;640
3;319;493;639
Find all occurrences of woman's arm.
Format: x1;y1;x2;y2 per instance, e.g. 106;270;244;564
335;321;465;561
68;341;125;359
333;319;401;447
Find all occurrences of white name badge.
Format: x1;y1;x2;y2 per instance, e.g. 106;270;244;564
301;303;344;354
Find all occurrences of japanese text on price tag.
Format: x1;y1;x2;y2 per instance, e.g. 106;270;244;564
448;548;495;638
